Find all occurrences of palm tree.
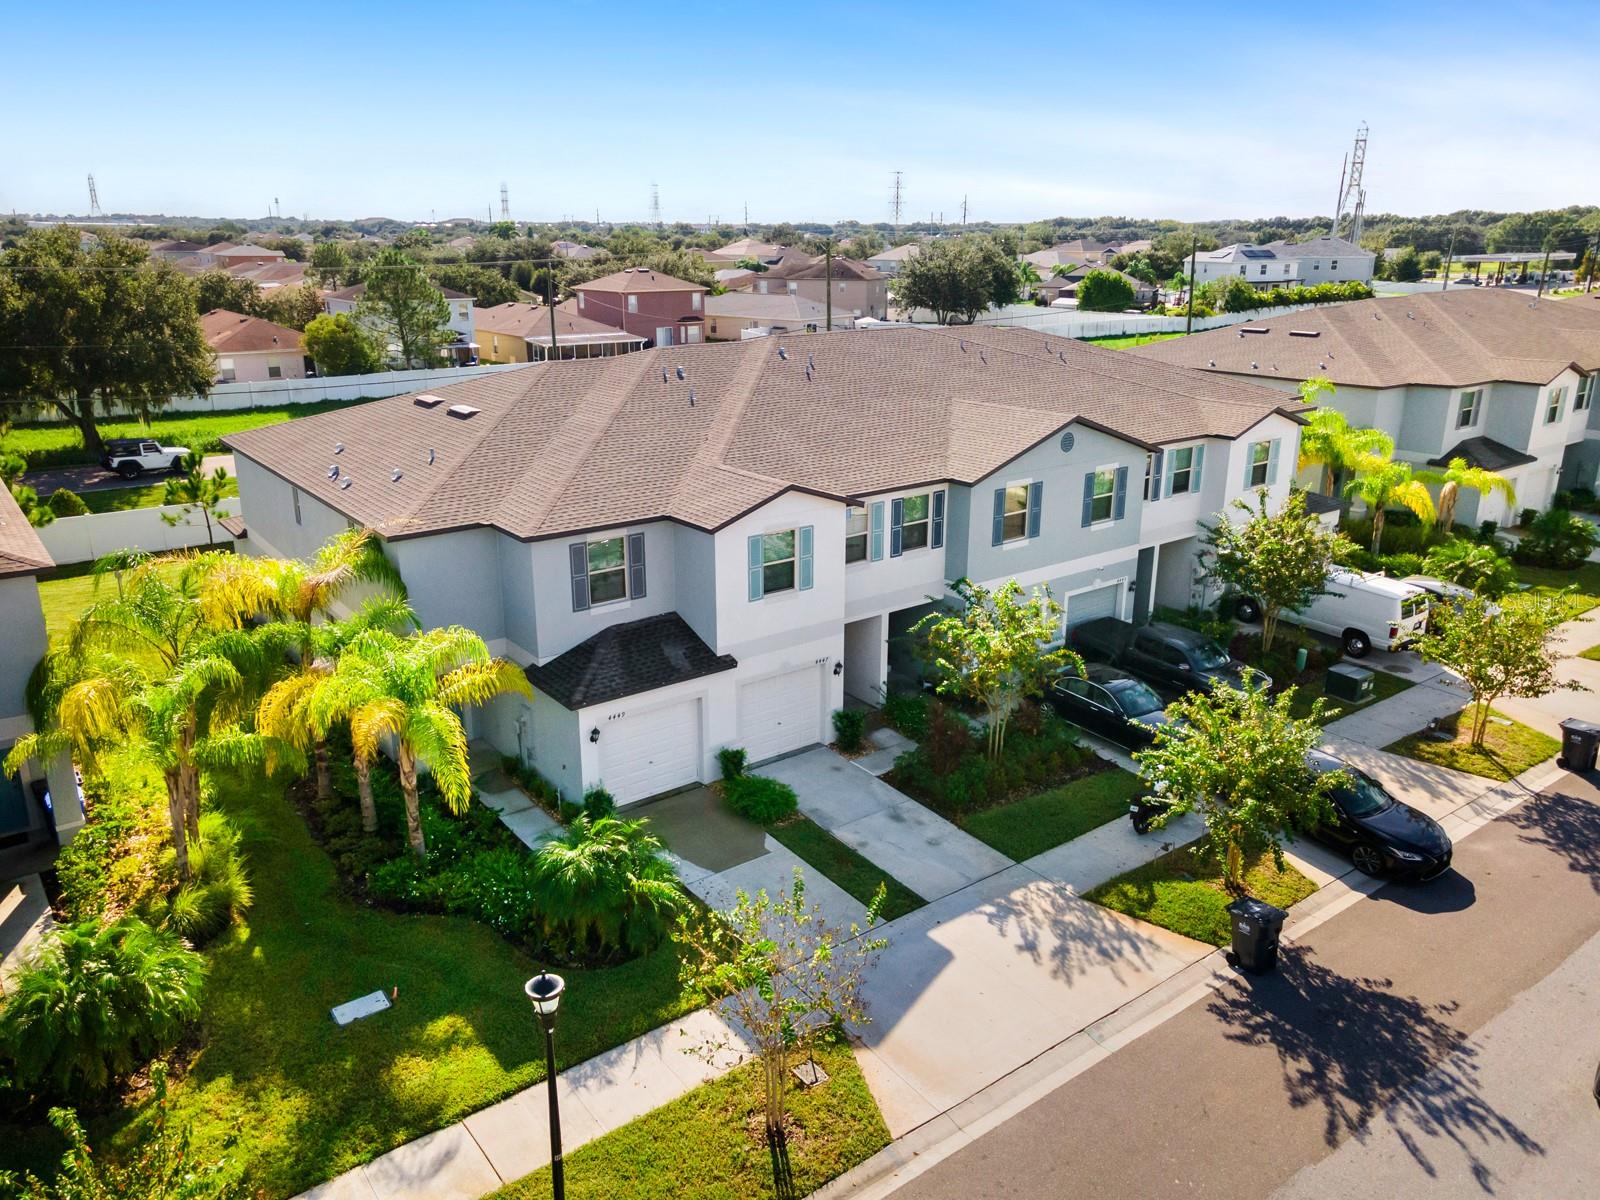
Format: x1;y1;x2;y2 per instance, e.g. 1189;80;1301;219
313;626;532;857
531;815;683;959
1295;393;1395;519
1418;456;1516;531
1343;459;1436;553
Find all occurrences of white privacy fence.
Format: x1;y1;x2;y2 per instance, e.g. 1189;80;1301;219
888;300;1358;339
37;498;243;565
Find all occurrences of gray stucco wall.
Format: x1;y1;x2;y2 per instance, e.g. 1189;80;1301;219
673;525;718;649
1486;383;1538;451
528;521;681;661
497;537;537;656
0;575;47;724
1396;385;1451;455
943;484;972;580
234;455;351;561
389;528;506;640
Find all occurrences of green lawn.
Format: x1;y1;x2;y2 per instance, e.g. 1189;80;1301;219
1083;331;1189;350
1579;643;1600;662
36;559;192;641
9;399;375;468
1384;708;1560;781
8;767;703;1198
767;815;924;921
68;476;239;514
1513;561;1600;620
1086;843;1318;946
488;1039;888;1200
962;767;1144;860
1286;667;1415;724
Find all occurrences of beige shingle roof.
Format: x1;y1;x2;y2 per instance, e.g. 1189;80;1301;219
0;487;53;578
201;310;304;354
224;326;1304;544
574;268;706;294
1137;289;1600;388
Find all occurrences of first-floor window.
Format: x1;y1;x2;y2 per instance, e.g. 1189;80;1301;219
1247;441;1271;487
900;493;931;550
267;362;282;379
1168;446;1195;495
761;530;797;593
1000;485;1029;541
587;537;627;604
845;507;868;563
1090;470;1116;523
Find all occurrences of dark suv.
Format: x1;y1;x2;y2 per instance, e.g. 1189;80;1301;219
1070;618;1267;698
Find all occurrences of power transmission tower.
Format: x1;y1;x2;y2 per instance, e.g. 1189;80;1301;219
890;171;904;230
961;195;968;226
500;182;509;220
86;173;102;218
650;183;662;229
1330;123;1368;243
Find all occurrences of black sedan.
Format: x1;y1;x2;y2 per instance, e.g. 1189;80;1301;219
1305;751;1453;879
1047;666;1174;748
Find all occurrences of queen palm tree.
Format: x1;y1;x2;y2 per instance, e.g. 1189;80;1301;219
1295;392;1394;520
1343;459;1436;553
313;626;532;857
1417;456;1516;531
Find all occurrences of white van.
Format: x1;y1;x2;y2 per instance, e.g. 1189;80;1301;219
1237;568;1430;658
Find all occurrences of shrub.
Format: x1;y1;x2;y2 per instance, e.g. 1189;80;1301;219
159;813;253;944
1424;539;1517;598
0;917;205;1096
530;815;683;961
881;692;930;740
722;774;799;824
51;756;173;923
1333;541;1379;572
1375;552;1425;578
1477;519;1500;544
831;707;867;752
924;700;976;775
1156;604;1236;646
45;487;90;517
716;746;747;781
1513;508;1599;570
582;785;617;820
1518;508;1539;530
1076;269;1136;312
889;712;1087;816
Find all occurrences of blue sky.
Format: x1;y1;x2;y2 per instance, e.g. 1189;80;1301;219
6;1;1597;224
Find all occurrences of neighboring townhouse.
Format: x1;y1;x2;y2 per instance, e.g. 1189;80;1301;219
742;256;890;320
1190;236;1375;290
0;488;81;864
704;292;853;340
866;241;923;277
571;267;708;347
223;326;1305;808
200;309;311;382
324;282;478;364
474;301;647;362
1138;289;1600;523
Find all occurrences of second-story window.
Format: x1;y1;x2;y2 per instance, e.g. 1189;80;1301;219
761;530;797;593
1578;376;1594;412
1546;387;1567;424
900;494;931;551
845;507;869;563
1089;470;1116;523
626;294;638;314
1247;441;1272;488
587;537;628;604
1000;485;1030;541
1457;389;1481;428
692;292;702;311
1168;446;1196;495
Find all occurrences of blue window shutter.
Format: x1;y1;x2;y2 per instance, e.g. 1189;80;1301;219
1113;466;1129;520
991;487;1006;545
869;501;885;561
569;543;590;611
1081;472;1095;527
747;534;764;601
627;532;646;599
890;498;904;557
1191;444;1205;491
1150;450;1164;501
1243;442;1257;489
1027;481;1043;538
931;490;945;549
1267;438;1281;485
798;525;814;590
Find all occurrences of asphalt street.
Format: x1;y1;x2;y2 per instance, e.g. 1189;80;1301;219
894;771;1600;1200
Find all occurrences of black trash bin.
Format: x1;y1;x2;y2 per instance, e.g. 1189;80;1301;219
1226;896;1287;973
1558;718;1600;772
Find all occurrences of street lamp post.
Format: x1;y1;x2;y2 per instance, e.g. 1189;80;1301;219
525;972;567;1199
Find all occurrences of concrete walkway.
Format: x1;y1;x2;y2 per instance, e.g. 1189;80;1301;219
1492;609;1600;740
467;742;558;850
0;875;53;988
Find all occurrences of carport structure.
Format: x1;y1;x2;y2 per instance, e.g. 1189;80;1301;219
1453;250;1576;289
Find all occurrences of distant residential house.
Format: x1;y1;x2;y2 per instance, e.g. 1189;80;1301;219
324;282;479;365
1032;265;1155;306
228;260;309;291
445;235;477;251
201;309;310;382
207;243;288;269
704;292;854;340
866;241;923;277
148;239;207;261
474;301;647;362
571;267;708;347
1190;236;1375;290
1022;239;1123;275
552;240;601;260
742;256;889;320
698;237;783;263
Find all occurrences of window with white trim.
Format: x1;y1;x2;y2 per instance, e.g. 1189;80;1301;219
1247;440;1271;487
760;530;797;593
999;484;1029;542
900;493;931;551
1168;446;1196;495
626;294;638;314
844;506;868;563
1089;469;1116;523
1546;386;1567;424
1457;388;1481;428
1143;453;1154;500
691;292;702;311
586;537;628;604
1578;376;1594;412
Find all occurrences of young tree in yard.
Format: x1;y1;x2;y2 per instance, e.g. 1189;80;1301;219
1075;269;1136;312
678;869;885;1146
1201;490;1346;652
0;228;214;459
1416;594;1582;748
302;312;385;376
914;578;1079;759
1135;682;1340;894
356;248;453;368
1418;456;1515;532
161;451;230;546
1344;459;1435;552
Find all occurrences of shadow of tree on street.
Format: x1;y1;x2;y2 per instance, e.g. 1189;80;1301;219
1504;788;1600;893
1206;944;1543;1193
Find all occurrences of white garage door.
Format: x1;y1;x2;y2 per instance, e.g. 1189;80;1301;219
1066;583;1121;632
597;699;702;805
738;667;823;764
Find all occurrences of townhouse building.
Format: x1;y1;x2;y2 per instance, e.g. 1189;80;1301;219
1189;236;1375;290
1139;289;1600;523
224;326;1305;808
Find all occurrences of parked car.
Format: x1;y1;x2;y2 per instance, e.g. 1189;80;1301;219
1236;568;1430;657
1304;750;1453;879
1070;617;1267;697
101;438;190;478
1047;665;1173;748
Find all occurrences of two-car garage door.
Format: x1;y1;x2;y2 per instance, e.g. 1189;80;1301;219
738;666;823;765
597;699;702;806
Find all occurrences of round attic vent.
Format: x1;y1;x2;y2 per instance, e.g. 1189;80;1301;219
1059;430;1076;453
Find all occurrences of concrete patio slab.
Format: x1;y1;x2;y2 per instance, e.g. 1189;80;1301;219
632;786;767;874
856;726;916;775
361;1123;499;1200
762;748;903;829
686;837;870;930
475;784;534;817
496;805;558;849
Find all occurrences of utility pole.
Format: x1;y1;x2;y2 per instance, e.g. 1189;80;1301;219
1185;235;1198;334
825;238;834;332
1587;234;1599;293
1536;246;1551;299
650;183;661;230
501;182;509;221
547;259;560;360
961;195;968;227
1440;228;1456;292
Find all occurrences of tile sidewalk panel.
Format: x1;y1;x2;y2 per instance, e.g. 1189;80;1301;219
830;800;1013;902
763;748;901;829
1025;810;1206;894
298;1168;380;1200
497;805;559;849
1321;676;1467;748
361;1123;499;1200
476;785;535;817
559;1009;749;1129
